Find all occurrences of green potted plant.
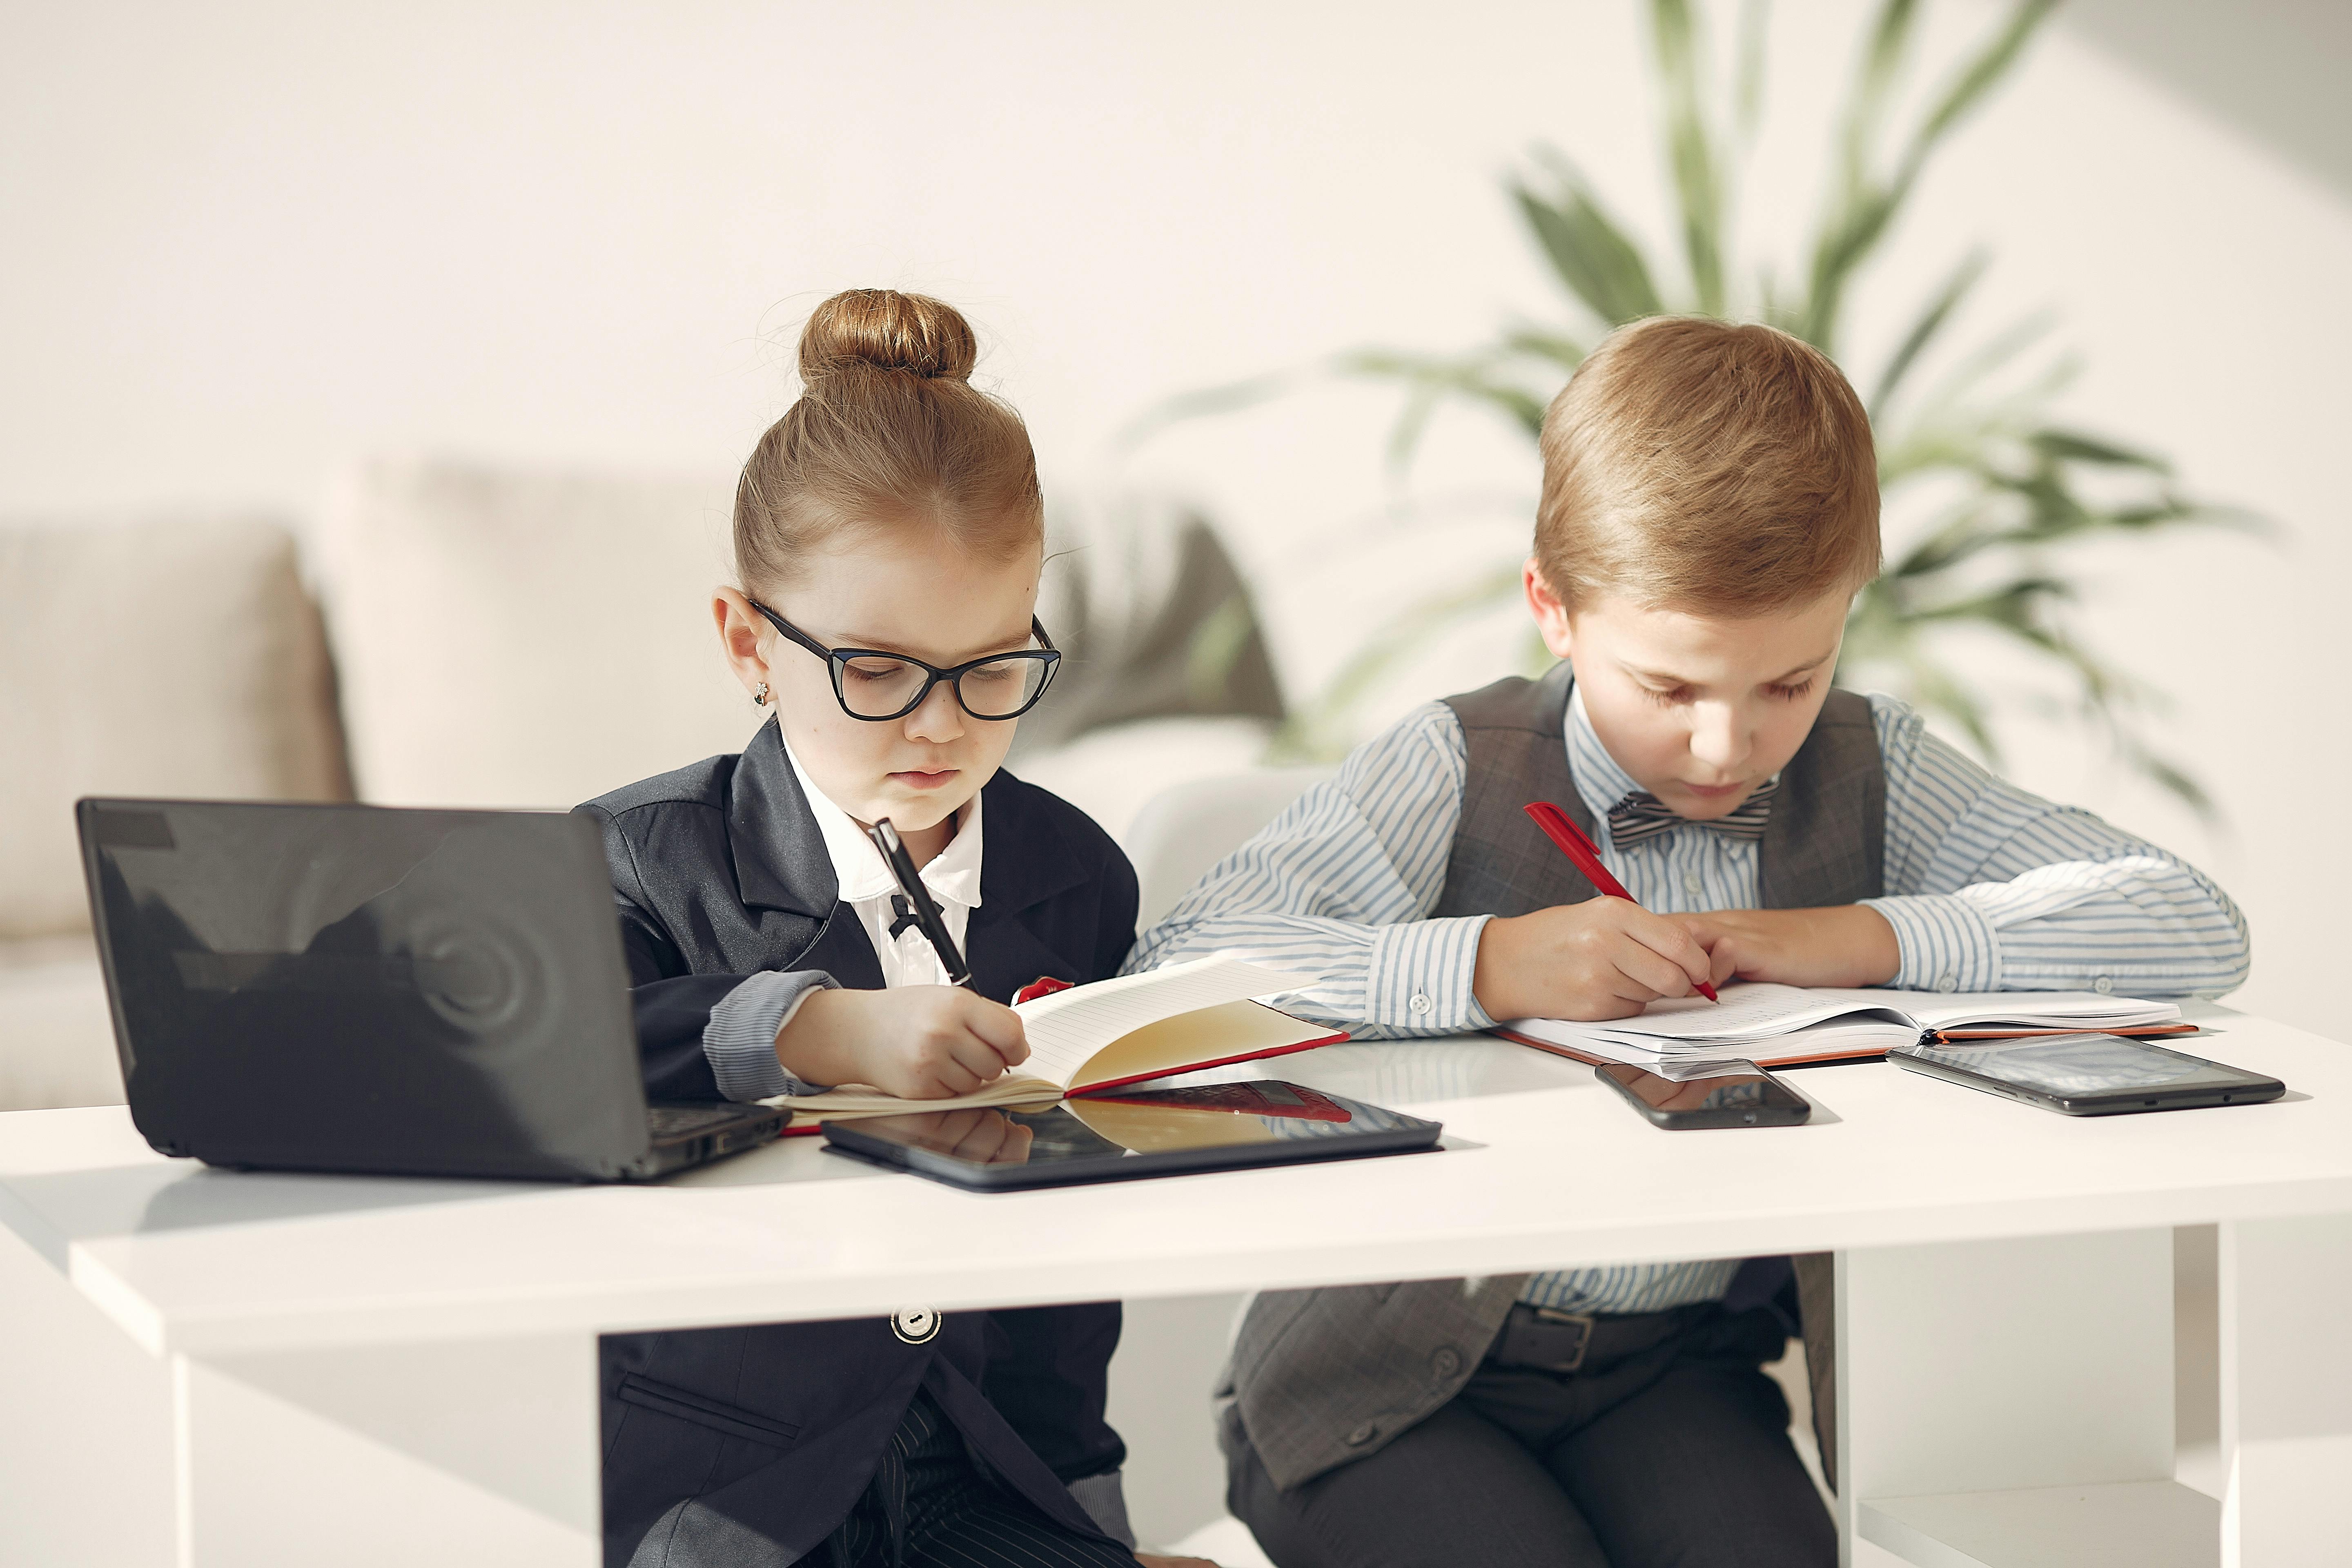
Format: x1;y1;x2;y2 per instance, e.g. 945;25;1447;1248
1141;0;2251;810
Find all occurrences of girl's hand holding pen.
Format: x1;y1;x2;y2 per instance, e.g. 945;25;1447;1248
776;987;1030;1099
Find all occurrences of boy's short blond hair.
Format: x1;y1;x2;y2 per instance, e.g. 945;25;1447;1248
1535;316;1881;616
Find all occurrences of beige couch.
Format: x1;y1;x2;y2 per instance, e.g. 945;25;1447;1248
0;462;1276;1111
4;513;351;1107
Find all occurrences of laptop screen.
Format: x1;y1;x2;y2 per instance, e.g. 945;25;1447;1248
81;800;650;1179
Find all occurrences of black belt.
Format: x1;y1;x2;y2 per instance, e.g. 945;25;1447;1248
1485;1301;1707;1376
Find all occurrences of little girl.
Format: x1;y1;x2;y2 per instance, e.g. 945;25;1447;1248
579;290;1209;1568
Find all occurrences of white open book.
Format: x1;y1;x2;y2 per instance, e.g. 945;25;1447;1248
1498;982;2186;1071
769;956;1344;1126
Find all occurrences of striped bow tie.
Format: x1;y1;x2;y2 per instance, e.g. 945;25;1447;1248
1605;777;1780;849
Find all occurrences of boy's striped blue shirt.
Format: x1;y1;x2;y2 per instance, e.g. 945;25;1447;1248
1125;686;2250;1315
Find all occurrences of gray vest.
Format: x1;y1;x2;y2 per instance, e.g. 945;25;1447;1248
1435;661;1883;916
1223;664;1883;1494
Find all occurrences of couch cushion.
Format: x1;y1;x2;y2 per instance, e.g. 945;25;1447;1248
321;460;764;808
0;936;123;1109
1013;505;1285;757
0;515;350;938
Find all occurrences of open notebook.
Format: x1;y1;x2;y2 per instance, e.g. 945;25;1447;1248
1497;982;2187;1071
768;956;1344;1129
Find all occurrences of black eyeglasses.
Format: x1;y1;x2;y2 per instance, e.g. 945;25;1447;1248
750;601;1061;722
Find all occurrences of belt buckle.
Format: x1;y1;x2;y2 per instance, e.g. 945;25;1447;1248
1531;1307;1597;1373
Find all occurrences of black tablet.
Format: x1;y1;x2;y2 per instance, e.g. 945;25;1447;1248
1891;1032;2283;1116
820;1080;1443;1190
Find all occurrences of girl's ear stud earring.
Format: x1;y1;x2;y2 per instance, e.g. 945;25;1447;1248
753;682;770;707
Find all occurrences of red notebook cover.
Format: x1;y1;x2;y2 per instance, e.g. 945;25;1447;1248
1084;1080;1356;1123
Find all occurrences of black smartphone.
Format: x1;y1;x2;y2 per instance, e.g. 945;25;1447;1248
1891;1032;2283;1116
1594;1060;1813;1129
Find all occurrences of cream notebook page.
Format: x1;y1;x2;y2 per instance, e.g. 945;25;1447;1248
769;956;1312;1116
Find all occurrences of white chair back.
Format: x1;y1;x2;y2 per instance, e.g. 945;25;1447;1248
1125;766;1334;931
1109;766;1335;1557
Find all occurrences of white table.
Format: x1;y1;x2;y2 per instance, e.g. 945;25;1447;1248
3;1004;2347;1568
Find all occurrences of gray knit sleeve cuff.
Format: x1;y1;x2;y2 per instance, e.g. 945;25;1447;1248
1065;1470;1136;1549
701;970;840;1102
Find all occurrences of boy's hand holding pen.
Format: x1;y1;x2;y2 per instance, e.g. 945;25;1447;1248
1674;903;1902;991
1467;801;1720;1022
1472;899;1720;1022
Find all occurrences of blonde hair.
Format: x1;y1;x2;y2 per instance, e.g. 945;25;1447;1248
1535;316;1880;615
733;289;1043;593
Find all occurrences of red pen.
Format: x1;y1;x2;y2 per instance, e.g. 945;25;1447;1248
1522;800;1719;1002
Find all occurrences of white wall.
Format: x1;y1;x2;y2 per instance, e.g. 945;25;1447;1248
6;0;2348;1035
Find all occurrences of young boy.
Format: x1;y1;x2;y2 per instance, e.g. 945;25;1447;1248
1126;317;2250;1568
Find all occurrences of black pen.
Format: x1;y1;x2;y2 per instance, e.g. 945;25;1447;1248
865;817;974;989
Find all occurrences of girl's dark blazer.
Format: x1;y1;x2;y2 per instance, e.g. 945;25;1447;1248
577;716;1138;1103
574;718;1139;1564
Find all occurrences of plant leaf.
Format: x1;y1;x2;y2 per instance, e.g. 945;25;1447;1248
1893;0;2061;188
1733;0;1771;145
1904;661;2002;763
1652;0;1727;315
1500;325;1588;373
1797;0;1918;348
1113;368;1303;452
1271;564;1524;760
1798;181;1904;350
1905;576;2074;632
2111;732;2217;819
1832;0;1920;193
1805;1;2053;352
1899;308;2063;430
2026;427;2172;473
1854;0;1920;140
1514;155;1667;325
1870;247;1987;420
1383;380;1447;483
1335;347;1550;470
1843;0;2058;347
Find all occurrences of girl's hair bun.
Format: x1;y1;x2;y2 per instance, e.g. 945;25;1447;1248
798;289;978;385
736;286;1040;595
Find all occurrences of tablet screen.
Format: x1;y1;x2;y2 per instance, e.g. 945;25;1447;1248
1901;1033;2254;1098
828;1080;1439;1174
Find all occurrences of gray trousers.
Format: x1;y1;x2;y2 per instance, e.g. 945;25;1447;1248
1223;1305;1834;1568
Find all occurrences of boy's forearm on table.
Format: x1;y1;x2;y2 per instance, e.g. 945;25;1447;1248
1878;715;2251;995
1956;860;2252;996
1860;894;2003;993
1869;856;2251;996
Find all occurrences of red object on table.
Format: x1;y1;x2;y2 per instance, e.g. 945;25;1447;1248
1521;800;1719;1003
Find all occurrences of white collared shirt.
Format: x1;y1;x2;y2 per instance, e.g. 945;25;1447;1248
699;740;988;1101
778;733;984;990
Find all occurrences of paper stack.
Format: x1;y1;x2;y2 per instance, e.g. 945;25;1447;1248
1497;982;2184;1071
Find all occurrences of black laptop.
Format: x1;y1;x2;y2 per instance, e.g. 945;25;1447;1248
78;797;782;1181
